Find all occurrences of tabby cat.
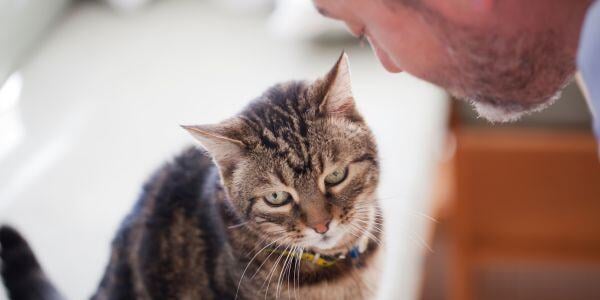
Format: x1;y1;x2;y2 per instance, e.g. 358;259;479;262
0;53;384;300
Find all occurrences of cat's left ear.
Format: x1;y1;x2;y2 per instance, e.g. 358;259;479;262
317;52;358;118
181;119;245;173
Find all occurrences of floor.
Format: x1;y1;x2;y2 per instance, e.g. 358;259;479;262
0;1;448;299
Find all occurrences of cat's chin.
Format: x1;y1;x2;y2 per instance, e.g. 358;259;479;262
308;233;359;255
311;237;344;251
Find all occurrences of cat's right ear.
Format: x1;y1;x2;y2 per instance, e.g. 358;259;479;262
181;119;245;172
314;52;361;120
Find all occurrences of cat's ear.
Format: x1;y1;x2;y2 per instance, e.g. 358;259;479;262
318;52;357;117
181;119;245;171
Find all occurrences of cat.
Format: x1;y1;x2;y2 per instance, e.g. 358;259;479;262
0;52;384;300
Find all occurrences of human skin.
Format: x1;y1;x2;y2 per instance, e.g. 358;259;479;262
313;0;593;122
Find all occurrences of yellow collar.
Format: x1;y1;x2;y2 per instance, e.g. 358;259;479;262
266;246;362;268
268;249;346;268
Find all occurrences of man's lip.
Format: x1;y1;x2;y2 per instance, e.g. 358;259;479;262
368;37;402;73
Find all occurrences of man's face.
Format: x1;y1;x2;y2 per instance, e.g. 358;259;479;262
313;0;576;122
314;0;443;76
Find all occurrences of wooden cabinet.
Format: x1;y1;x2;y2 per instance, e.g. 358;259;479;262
448;128;600;300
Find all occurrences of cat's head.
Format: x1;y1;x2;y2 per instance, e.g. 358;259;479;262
185;53;379;253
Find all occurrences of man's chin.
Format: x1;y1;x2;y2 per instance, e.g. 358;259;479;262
471;101;533;123
464;91;562;123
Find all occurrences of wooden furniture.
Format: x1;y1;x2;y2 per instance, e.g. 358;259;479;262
448;128;600;300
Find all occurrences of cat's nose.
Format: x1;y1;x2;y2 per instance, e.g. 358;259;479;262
311;220;331;234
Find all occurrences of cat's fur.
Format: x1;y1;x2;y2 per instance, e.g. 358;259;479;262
0;53;383;300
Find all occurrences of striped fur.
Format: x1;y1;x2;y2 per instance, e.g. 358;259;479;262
0;53;384;300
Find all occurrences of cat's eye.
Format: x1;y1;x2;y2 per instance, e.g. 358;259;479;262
264;191;292;206
324;167;348;186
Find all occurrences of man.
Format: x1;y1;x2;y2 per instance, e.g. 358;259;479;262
313;0;599;138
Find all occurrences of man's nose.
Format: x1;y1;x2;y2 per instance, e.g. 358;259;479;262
309;219;331;234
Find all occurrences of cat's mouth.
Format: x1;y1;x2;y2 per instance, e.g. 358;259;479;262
308;207;379;254
301;224;359;254
312;231;346;250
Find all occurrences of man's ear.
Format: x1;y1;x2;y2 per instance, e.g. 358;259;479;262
317;51;358;118
181;118;245;173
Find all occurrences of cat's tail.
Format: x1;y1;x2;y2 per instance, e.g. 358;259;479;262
0;226;64;300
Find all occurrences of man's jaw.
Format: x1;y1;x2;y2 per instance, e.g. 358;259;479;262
469;94;560;123
368;36;403;73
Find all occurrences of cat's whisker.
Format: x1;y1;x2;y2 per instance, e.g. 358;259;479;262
351;210;384;220
412;211;439;224
355;224;384;235
294;245;302;300
290;245;300;299
354;200;382;207
351;206;383;215
347;209;383;231
367;227;384;234
344;227;363;240
228;221;249;229
350;211;372;219
347;223;382;246
353;201;381;207
353;208;383;216
261;249;282;296
345;224;368;244
276;244;294;298
373;196;439;223
286;245;296;300
251;239;288;281
359;226;382;242
408;231;434;253
295;247;304;300
354;219;383;228
263;242;290;291
353;218;384;233
247;236;271;256
285;245;298;299
235;237;284;300
263;243;290;299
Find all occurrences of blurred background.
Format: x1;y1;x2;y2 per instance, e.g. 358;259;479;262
0;1;598;300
